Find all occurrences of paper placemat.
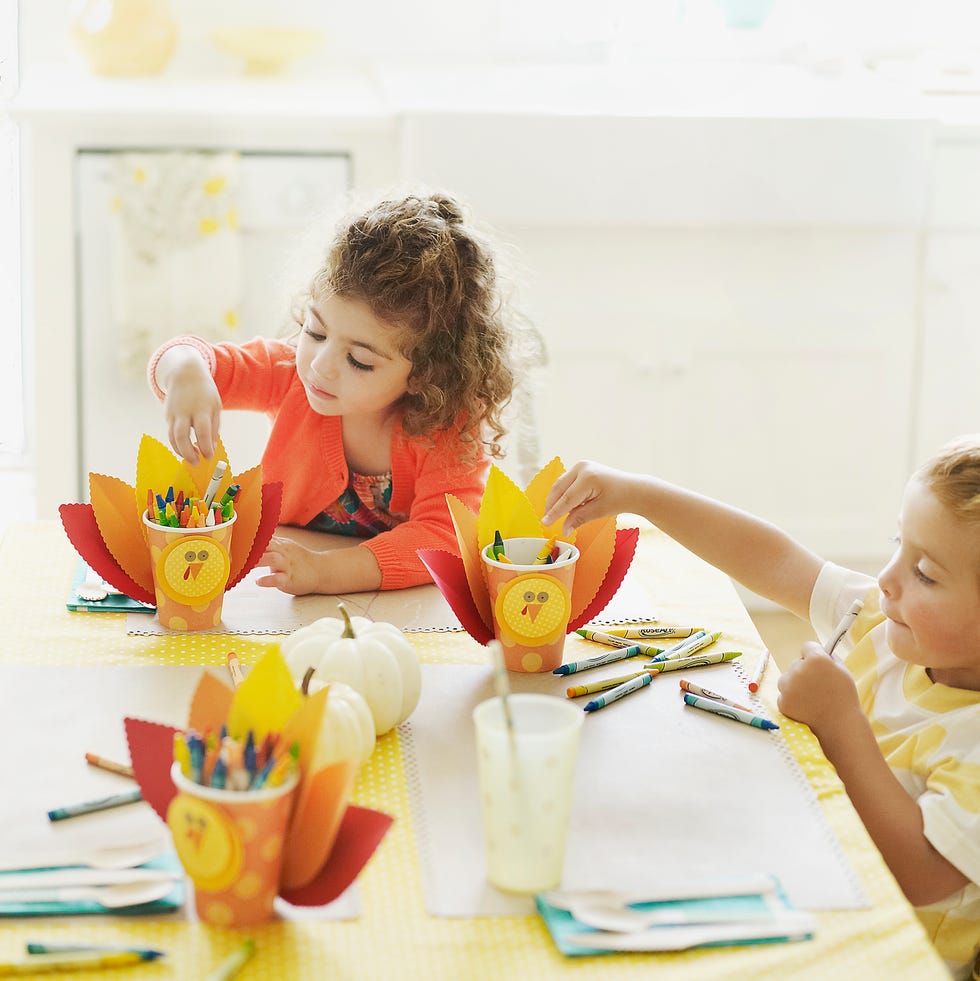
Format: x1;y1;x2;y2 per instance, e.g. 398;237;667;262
0;664;358;922
401;664;867;918
127;528;658;636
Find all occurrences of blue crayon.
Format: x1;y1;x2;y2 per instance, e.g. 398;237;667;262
683;692;779;730
47;788;144;822
554;645;646;676
584;671;654;713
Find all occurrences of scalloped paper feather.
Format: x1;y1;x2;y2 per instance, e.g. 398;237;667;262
476;466;542;551
88;473;154;595
446;494;492;632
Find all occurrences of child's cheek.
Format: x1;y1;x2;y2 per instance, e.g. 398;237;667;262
906;598;960;663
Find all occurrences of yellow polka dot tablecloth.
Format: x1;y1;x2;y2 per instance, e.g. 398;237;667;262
0;521;950;980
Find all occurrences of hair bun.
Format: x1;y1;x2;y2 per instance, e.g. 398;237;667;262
430;193;465;225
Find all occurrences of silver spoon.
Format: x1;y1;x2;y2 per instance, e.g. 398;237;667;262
0;838;169;873
0;879;175;909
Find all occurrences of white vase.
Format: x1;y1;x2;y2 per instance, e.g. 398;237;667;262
70;0;178;76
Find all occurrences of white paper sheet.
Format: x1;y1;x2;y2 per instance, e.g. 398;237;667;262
402;664;867;917
0;665;358;921
127;527;657;635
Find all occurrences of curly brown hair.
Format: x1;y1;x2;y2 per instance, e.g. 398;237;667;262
295;191;518;459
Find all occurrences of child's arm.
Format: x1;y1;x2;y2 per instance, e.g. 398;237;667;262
543;461;822;620
778;644;971;905
151;344;222;464
255;537;382;595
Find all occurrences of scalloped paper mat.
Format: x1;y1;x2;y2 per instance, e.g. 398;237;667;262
403;663;867;917
127;528;657;636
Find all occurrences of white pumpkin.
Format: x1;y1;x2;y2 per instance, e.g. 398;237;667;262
305;678;376;766
283;604;422;736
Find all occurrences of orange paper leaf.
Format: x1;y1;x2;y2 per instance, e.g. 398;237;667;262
88;473;154;595
568;515;617;623
446;495;492;631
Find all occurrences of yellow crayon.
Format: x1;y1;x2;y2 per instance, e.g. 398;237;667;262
533;537;556;565
566;668;659;698
0;950;160;974
603;625;703;640
173;731;192;778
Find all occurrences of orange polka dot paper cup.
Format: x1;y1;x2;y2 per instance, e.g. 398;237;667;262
167;763;298;927
481;538;579;673
143;511;236;631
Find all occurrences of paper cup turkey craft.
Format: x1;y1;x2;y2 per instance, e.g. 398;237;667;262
59;435;282;630
418;459;639;672
124;648;393;923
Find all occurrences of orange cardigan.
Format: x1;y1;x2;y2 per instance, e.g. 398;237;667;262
149;336;487;589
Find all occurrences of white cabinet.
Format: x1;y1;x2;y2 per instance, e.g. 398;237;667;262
917;138;980;467
75;150;349;491
399;112;931;569
511;225;918;565
13;81;398;516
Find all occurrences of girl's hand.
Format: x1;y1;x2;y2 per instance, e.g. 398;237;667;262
256;537;324;596
776;641;863;737
158;348;222;464
542;461;636;532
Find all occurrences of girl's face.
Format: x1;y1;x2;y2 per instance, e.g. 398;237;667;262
877;475;980;690
296;294;413;424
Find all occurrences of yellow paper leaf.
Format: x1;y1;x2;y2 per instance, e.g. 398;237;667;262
524;456;573;542
476;466;542;552
226;647;302;741
180;437;231;501
135;435;191;523
446;494;492;629
89;473;154;595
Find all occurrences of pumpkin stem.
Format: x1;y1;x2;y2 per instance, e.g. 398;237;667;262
337;602;356;638
301;666;315;696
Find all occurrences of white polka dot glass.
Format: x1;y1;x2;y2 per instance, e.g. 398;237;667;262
473;693;584;894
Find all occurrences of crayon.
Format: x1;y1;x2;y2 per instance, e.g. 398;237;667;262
642;650;742;672
226;650;245;688
25;944;163;958
0;950;162;973
492;530;505;560
649;630;721;663
83;752;134;779
825;600;864;656
748;649;770;693
574;628;664;658
584;671;654;713
47;788;143;822
533;537;556;565
566;669;658;698
205;939;255;981
553;645;649;676
683;692;779;730
679;679;753;713
600;624;703;640
203;460;228;508
218;484;241;507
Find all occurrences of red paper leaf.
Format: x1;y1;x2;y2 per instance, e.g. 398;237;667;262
417;548;494;644
124;716;179;823
227;481;283;590
567;526;639;633
278;805;393;907
60;503;156;606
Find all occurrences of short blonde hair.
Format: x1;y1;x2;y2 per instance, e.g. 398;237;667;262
917;435;980;522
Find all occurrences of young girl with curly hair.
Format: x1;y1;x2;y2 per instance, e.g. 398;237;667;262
148;190;518;595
